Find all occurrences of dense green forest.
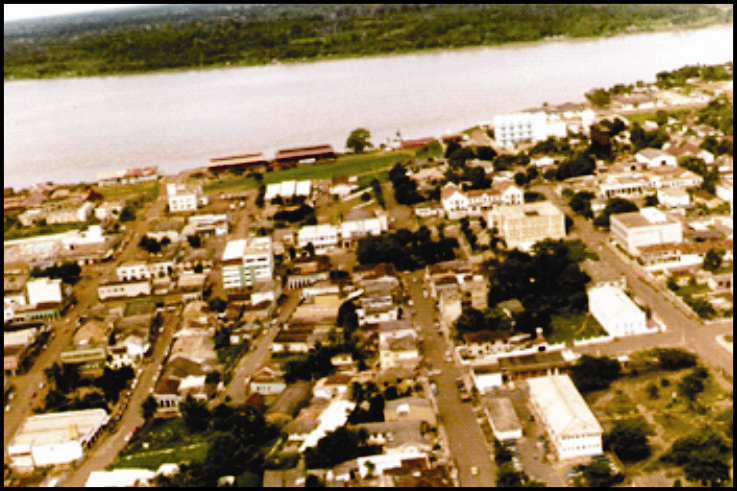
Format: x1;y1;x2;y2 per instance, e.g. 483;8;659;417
4;4;733;80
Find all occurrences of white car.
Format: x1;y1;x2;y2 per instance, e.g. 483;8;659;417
470;466;479;476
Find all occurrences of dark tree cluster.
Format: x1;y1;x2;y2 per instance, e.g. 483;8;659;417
605;419;652;462
356;228;457;271
492;153;530;172
138;235;170;254
678;156;721;195
389;162;426;205
653;348;697;371
452;306;513;338
529;136;572;157
555;152;596;181
661;428;731;486
272;204;316;224
630;122;670;152
568;191;596;219
592;198;638;229
485;239;591;335
569;355;622;395
30;261;81;284
303;426;381;469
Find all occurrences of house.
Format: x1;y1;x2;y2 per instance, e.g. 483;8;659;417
471;365;504;393
379;333;420;372
146;219;186;243
61;320;109;374
657;187;690;208
116;261;150;282
153;357;212;412
635;148;677;169
264;380;315;427
220;237;274;290
4;326;40;376
331;353;357;372
166;183;206;213
249;364;287;396
85;469;156;487
664;141;715;164
184;214;229;237
588;285;650;337
460;330;512;359
706;271;733;293
265;180;312;203
298;399;356;452
440;183;524;219
313;373;353;400
340;208;388;248
7;408;109;472
297;224;340;253
484;397;523;442
287;255;331;289
329;175;357;198
384;396;436;427
610;207;683;256
98;278;151;301
94;199;125;221
486;201;566;251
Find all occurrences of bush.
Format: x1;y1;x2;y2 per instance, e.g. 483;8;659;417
655;348;697;370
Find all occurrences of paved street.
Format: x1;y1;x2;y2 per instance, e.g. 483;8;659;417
61;311;181;487
404;270;496;487
532;185;733;383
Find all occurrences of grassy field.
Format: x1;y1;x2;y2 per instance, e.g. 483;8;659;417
674;282;711;297
203;151;412;194
111;418;212;470
98;180;160;201
546;312;608;344
3;221;87;241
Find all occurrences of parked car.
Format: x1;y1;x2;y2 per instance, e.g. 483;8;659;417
470;466;479;476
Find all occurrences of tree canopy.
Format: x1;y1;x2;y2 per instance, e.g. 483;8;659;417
346;128;372;153
569;355;622;395
605;419;651;462
356;228;457;271
593;198;638;229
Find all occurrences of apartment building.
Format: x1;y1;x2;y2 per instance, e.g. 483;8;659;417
297;224;340;253
221;237;274;290
486;201;566;251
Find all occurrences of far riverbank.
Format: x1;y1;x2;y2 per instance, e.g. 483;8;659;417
4;21;734;83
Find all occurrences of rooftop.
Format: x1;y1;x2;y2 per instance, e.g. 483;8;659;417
527;374;602;438
9;408;109;449
484;397;523;435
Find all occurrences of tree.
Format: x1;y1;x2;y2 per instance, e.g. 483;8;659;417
585;88;611;107
580;459;624;487
702;248;725;272
570;355;622;394
679;370;706;401
655;348;697;370
664;428;731;486
569;191;595;219
120;206;136;222
593;198;638;229
605;420;651;462
645;194;659;207
181;394;211;433
494;440;513;464
208;297;227;313
187;234;202;248
142;395;158;419
514;172;528;187
346;128;372;153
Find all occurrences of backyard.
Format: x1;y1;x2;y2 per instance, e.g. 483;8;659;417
546;312;608;345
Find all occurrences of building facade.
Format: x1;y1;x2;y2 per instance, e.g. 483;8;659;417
588;285;648;337
610;208;683;256
221;237;274;290
486;201;566;251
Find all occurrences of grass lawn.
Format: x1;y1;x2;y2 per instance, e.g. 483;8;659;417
112;418;213;470
99;181;160;201
203;151;413;194
674;282;711;297
4;221;86;241
546;312;607;344
217;343;249;367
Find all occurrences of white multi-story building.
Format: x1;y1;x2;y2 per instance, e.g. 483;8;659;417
221;237;274;290
588;285;648;337
297;224;340;253
527;374;603;461
340;208;388;247
610;207;683;256
493;111;550;147
166;183;206;213
486;201;566;251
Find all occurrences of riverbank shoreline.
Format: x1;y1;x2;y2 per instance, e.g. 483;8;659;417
4;22;733;84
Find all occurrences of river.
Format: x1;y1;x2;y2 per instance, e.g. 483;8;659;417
3;25;733;189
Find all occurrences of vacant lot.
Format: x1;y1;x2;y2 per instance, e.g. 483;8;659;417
585;357;732;484
546;312;607;344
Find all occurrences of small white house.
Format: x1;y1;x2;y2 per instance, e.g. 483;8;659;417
635;149;677;169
